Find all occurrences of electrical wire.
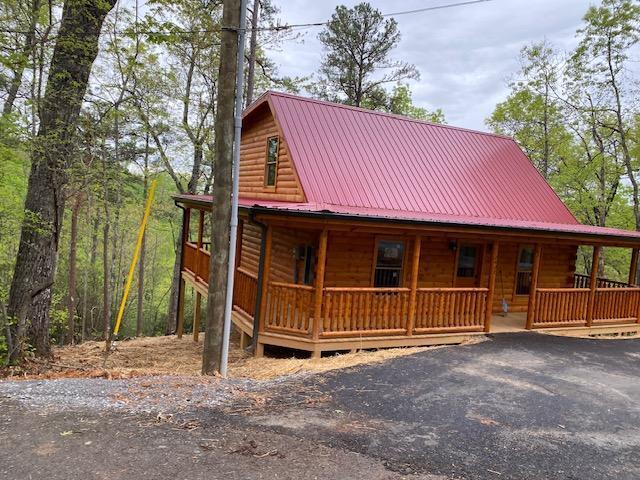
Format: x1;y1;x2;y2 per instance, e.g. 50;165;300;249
0;0;493;36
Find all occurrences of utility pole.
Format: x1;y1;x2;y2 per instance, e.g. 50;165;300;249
202;0;248;375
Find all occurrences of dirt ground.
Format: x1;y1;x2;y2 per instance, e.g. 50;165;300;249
5;330;462;380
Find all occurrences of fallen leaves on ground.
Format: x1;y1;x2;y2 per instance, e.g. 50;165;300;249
2;331;478;381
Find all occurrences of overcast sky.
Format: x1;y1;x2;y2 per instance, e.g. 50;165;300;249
266;0;596;131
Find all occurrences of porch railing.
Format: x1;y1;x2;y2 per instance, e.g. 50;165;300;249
592;288;640;324
233;268;258;317
533;288;590;326
183;242;210;283
533;287;640;327
264;281;314;335
183;242;198;275
262;283;487;338
414;288;487;332
573;273;630;289
322;287;410;336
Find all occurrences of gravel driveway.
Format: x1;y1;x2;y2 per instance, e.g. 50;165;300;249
2;332;639;479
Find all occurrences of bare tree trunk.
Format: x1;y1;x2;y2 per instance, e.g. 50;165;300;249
203;0;242;374
102;155;112;341
81;263;88;342
245;0;260;107
102;217;111;340
66;193;83;344
88;207;100;336
7;0;117;362
136;144;149;337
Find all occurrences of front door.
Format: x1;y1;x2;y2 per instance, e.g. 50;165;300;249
455;244;482;287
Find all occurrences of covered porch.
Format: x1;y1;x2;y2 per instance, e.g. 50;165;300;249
175;203;640;356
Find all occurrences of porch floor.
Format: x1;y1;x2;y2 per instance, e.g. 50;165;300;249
490;312;527;333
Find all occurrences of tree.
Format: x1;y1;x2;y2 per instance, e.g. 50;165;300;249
317;2;418;108
7;0;117;361
385;84;445;123
0;0;53;115
202;0;243;375
487;41;572;180
130;0;224;335
570;0;640;229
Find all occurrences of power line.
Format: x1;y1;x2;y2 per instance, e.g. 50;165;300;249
384;0;492;18
0;0;493;36
278;0;493;31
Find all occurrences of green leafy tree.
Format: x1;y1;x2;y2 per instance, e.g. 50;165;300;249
385;84;445;123
487;42;572;180
569;0;640;230
316;2;419;108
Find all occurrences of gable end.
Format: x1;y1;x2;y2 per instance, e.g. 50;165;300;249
239;101;305;202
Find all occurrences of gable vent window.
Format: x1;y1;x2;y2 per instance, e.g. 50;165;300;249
265;136;279;187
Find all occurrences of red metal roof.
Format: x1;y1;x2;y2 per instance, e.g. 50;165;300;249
265;91;579;225
177;91;640;242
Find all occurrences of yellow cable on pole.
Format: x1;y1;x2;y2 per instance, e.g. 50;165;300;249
112;179;158;337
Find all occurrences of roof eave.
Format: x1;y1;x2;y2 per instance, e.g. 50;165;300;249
247;205;640;247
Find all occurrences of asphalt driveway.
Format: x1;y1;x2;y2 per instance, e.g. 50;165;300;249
2;332;640;479
239;332;640;479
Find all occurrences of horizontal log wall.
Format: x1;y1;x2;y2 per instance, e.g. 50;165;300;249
270;227;319;283
239;222;262;276
239;104;305;202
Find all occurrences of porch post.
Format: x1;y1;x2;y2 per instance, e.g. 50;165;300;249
629;248;638;286
192;292;202;342
525;244;542;330
406;235;421;335
255;224;273;357
176;279;186;338
586;245;601;327
484;241;499;333
196;210;204;282
175;207;189;337
313;228;329;342
235;219;244;269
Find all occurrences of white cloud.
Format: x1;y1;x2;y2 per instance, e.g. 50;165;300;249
266;0;595;131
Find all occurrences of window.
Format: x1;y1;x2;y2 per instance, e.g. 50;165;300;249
294;245;315;286
456;245;478;278
515;246;534;295
374;240;405;287
264;136;279;186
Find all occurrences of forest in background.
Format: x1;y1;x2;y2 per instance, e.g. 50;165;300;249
0;0;638;364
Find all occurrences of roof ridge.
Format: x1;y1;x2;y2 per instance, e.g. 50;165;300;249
265;90;514;141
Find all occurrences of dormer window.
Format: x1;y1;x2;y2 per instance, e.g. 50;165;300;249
265;136;279;187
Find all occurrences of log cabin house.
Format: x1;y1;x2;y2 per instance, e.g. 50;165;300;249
174;91;640;357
